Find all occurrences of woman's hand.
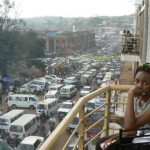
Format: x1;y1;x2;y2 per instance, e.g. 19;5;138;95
100;136;118;150
128;86;143;98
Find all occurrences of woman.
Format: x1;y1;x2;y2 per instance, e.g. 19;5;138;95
96;63;150;150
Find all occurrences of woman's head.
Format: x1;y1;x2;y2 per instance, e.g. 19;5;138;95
134;63;150;96
135;63;150;76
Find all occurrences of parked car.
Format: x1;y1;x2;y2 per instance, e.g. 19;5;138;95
30;78;49;92
67;114;79;133
48;84;64;93
19;83;30;93
44;90;60;100
80;86;94;97
60;85;77;99
57;100;74;121
45;75;63;84
28;84;43;94
16;136;44;150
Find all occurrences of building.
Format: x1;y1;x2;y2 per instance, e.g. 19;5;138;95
39;30;95;56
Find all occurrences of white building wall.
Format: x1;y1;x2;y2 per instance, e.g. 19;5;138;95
146;0;150;62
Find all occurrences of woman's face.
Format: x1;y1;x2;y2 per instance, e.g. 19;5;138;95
134;71;150;95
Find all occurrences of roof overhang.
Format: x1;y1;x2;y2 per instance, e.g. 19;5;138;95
121;54;141;62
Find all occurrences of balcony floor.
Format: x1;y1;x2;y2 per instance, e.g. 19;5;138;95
119;62;134;85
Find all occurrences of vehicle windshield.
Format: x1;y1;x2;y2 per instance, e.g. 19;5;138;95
0;118;8;125
45;95;54;99
9;125;23;132
37;104;46;109
17;144;34;150
61;89;69;92
32;81;44;86
61;103;72;109
49;87;57;91
83;87;90;91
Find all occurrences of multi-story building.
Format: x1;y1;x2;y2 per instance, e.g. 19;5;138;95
40;30;95;56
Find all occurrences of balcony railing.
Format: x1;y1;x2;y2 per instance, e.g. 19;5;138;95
121;36;142;54
39;85;132;150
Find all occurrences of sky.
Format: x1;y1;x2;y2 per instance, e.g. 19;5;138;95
15;0;136;18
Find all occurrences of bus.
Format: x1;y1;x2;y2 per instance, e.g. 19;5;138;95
36;99;58;117
9;114;38;139
0;109;25;132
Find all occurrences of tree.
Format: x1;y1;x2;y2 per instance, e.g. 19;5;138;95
0;29;22;75
0;0;24;30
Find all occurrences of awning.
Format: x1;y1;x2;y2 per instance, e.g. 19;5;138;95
2;76;14;84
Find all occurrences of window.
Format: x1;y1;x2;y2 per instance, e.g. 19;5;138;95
20;97;28;101
10;125;23;132
34;139;42;149
8;96;13;101
29;97;36;101
24;119;35;131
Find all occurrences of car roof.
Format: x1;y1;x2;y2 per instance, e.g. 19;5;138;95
7;94;36;97
61;85;75;88
50;84;63;88
39;98;58;104
83;86;91;88
46;90;58;95
62;101;73;104
21;136;44;145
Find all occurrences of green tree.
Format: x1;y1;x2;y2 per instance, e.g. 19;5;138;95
0;29;22;74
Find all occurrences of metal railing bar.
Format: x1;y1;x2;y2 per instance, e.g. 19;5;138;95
84;129;105;147
62;120;82;150
84;116;105;133
39;85;131;150
85;103;106;118
73;135;81;150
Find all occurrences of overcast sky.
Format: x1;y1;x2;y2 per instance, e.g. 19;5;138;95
15;0;136;18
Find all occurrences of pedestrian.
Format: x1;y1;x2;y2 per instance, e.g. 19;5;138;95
122;30;127;52
49;115;56;132
126;30;134;52
97;78;101;88
96;63;150;150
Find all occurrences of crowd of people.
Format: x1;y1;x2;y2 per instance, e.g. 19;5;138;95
122;30;138;53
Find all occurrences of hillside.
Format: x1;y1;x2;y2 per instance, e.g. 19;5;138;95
22;15;134;31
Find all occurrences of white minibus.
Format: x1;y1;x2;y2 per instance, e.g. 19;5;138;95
9;114;38;139
36;99;58;117
6;94;39;109
44;91;59;100
0;109;25;132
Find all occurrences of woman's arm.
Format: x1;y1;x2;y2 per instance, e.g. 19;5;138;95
124;90;136;130
124;86;150;130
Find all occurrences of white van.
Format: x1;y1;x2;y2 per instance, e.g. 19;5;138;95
6;94;39;109
9;114;38;139
0;109;25;132
16;136;44;150
81;74;91;85
44;90;59;100
60;85;77;99
30;78;49;92
36;99;58;117
57;100;74;120
49;84;64;92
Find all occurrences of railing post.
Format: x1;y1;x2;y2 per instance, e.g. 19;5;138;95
78;105;85;150
103;90;111;136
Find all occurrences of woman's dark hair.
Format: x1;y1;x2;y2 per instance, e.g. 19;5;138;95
135;63;150;77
